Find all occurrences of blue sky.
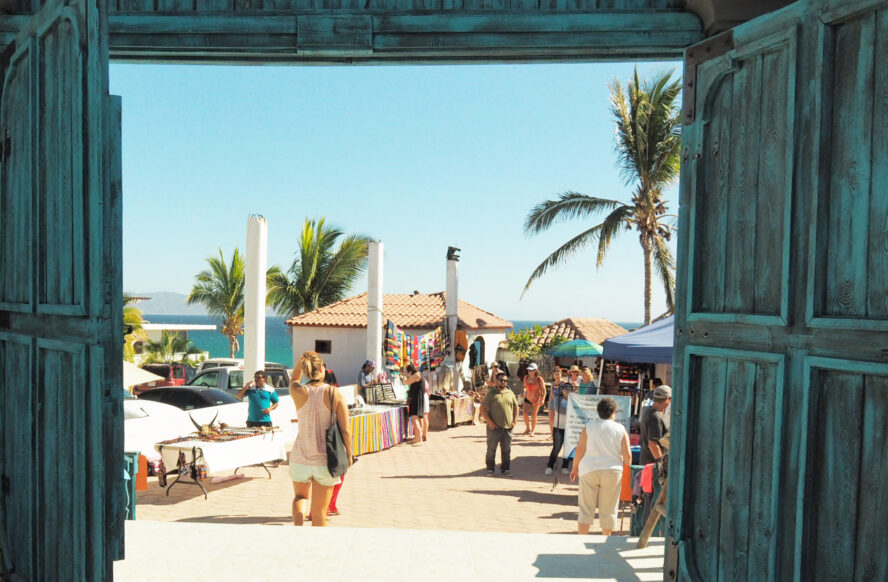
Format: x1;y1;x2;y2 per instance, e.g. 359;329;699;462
111;61;680;323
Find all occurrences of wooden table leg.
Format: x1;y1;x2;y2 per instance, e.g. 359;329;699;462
637;479;668;549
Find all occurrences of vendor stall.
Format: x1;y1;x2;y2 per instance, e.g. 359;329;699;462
155;429;287;499
428;393;477;428
349;405;412;456
601;316;674;364
450;394;475;425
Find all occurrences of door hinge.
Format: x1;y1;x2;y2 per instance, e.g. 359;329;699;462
683;30;734;124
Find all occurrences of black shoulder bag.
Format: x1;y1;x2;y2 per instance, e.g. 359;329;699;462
325;387;349;478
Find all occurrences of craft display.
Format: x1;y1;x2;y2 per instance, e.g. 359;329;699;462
384;320;444;373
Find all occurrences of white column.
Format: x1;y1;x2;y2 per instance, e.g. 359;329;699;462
244;215;268;381
445;247;460;391
367;241;384;369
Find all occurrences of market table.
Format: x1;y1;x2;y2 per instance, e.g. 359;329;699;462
449;395;475;425
349;405;412;456
155;430;287;499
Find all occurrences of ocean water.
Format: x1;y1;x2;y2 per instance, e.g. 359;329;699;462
142;315;643;367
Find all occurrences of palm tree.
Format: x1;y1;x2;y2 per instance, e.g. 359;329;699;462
123;294;147;363
523;69;681;325
187;248;248;357
141;331;203;365
187;248;282;357
268;218;372;318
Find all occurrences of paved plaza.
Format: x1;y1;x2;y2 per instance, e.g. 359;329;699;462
121;417;665;581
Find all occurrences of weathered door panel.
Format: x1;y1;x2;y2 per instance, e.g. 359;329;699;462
801;359;888;582
0;1;120;580
672;0;888;580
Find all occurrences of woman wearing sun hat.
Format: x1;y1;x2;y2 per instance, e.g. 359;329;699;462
521;363;546;436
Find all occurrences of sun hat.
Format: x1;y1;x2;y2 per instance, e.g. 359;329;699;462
489;361;499;368
652;385;672;400
569;365;581;373
363;359;375;368
526;363;538;371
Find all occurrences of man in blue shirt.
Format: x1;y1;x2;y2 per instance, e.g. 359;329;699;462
237;371;279;428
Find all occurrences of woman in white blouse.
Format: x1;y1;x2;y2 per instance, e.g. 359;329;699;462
569;397;631;535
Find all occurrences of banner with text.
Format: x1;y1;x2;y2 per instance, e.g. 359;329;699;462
564;394;632;457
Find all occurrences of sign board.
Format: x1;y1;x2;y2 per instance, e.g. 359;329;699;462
563;394;632;457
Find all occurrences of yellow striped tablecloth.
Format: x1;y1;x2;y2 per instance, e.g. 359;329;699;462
349;405;412;456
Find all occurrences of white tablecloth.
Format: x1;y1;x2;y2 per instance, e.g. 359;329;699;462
155;431;287;475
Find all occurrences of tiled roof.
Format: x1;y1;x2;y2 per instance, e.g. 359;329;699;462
525;318;629;347
285;292;512;330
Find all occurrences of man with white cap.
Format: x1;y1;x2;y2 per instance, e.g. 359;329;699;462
639;385;671;465
639;384;671;526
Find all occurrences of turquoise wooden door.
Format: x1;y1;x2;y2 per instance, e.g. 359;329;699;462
0;1;122;580
670;0;888;580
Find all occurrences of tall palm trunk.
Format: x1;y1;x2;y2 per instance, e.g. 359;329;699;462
228;335;239;358
640;234;653;325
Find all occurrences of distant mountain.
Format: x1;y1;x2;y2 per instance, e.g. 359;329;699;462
127;292;206;315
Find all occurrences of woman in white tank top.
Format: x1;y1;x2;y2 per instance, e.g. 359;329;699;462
288;351;352;527
569;397;631;536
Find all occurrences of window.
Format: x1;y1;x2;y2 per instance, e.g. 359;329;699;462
266;370;288;388
315;340;332;354
190;371;218;387
228;371;243;390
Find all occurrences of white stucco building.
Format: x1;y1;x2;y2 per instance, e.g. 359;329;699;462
286;292;512;388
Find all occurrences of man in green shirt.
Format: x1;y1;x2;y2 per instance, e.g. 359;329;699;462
479;373;518;477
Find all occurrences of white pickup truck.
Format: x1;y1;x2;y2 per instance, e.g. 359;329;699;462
188;365;290;395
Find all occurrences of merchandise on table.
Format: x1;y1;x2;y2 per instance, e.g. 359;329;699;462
155;429;288;498
429;392;476;427
348;404;413;456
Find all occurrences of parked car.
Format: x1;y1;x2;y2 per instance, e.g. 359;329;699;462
124;394;195;462
188;365;290;395
132;362;190;395
197;358;242;372
198;358;290;375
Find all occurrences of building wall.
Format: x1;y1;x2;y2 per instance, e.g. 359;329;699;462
291;325;509;390
291;327;367;385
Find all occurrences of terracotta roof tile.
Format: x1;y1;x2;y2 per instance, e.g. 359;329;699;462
285;292;512;330
513;318;629;348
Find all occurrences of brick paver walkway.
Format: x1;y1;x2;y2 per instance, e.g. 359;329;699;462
136;416;636;535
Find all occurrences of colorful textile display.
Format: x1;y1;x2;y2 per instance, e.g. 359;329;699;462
383;320;445;372
349;405;412;456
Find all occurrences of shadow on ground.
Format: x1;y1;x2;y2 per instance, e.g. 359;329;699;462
176;515;292;525
138;475;269;505
533;539;665;579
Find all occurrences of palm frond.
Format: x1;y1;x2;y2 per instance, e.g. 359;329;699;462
270;218;373;318
521;224;605;297
652;235;676;313
596;205;634;267
524;192;625;235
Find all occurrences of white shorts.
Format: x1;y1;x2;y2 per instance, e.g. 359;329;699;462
289;462;341;487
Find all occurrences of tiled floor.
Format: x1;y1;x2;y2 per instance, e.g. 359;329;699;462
122;417;664;581
115;521;666;582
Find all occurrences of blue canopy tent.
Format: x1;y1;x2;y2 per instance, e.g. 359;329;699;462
601;316;674;364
